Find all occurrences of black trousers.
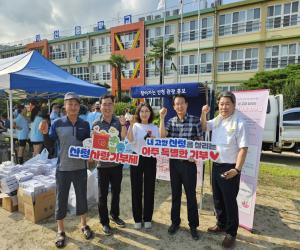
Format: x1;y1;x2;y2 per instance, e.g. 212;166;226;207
212;162;241;237
169;159;199;229
97;166;123;226
130;156;157;223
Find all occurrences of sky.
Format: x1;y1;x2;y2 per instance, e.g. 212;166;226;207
0;0;239;45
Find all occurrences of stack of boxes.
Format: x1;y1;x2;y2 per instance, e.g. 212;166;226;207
0;159;57;222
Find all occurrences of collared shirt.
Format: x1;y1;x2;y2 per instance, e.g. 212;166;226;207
50;111;60;125
166;113;202;140
49;116;90;171
207;111;248;164
93;115;122;168
15;114;29;140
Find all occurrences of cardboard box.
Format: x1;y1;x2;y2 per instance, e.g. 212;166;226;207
0;194;18;212
23;190;55;223
17;188;25;214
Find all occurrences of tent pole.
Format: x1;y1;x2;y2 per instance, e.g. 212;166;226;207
48;98;51;113
9;90;14;164
7;100;9;118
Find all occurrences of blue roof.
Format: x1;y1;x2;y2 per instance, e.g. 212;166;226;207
0;50;107;98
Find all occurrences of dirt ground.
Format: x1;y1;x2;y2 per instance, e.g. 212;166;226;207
0;169;299;250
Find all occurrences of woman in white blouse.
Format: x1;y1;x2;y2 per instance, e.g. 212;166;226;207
127;103;159;230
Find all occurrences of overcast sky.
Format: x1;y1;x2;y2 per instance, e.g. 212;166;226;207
0;0;239;44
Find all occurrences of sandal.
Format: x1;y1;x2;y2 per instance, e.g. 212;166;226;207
55;231;66;248
81;225;93;240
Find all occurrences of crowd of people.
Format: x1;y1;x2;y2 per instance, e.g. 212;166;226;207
1;91;248;249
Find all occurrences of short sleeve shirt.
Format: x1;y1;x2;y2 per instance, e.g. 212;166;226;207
166;113;202;140
93;115;122;168
15;114;29;140
29;116;44;142
49;116;90;171
207;112;249;164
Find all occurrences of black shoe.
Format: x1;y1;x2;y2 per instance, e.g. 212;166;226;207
110;216;126;228
102;224;112;236
168;224;180;235
190;228;199;241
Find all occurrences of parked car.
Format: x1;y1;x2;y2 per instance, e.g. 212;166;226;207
263;95;300;153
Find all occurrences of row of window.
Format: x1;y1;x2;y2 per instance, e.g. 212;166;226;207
66;43;300;81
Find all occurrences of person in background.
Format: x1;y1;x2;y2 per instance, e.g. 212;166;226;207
201;91;248;248
159;94;202;241
40;92;93;248
0;114;7;133
79;104;89;122
1;113;10;129
39;107;55;158
87;101;101;129
60;107;66;117
92;94;127;236
127;103;158;230
28;100;44;156
14;105;29;164
50;104;61;124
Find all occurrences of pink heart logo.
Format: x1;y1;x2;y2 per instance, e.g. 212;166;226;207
209;151;219;161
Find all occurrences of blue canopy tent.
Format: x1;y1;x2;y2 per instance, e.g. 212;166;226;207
131;82;209;121
0;50;107;162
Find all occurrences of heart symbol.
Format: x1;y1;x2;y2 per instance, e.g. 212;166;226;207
209;151;219;161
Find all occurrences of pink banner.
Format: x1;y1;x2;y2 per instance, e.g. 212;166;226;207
234;89;269;230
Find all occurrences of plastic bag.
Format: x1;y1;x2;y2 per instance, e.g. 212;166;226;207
24;148;49;166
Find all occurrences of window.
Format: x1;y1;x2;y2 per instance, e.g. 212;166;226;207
179;53;212;75
283;112;300;121
179;16;213;42
218;48;259;72
146;25;174;47
122;61;140;78
70;40;88;57
49;44;67;60
265;43;300;69
219;8;260;36
91;64;111;81
267;1;299;29
70;66;89;81
91;36;111;54
145;59;174;77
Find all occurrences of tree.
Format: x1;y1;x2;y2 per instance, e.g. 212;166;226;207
147;37;177;85
242;64;300;108
108;54;127;101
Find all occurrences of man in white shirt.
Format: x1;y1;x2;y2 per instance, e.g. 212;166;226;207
201;91;248;249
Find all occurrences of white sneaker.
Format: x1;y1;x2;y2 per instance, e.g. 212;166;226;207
144;222;152;229
134;222;142;229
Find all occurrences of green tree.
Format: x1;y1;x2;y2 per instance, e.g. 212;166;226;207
108;54;127;102
146;37;177;85
242;64;300;108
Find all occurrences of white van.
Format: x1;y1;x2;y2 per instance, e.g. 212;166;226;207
263;94;300;153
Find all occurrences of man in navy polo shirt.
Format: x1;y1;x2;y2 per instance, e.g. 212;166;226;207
41;92;93;248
